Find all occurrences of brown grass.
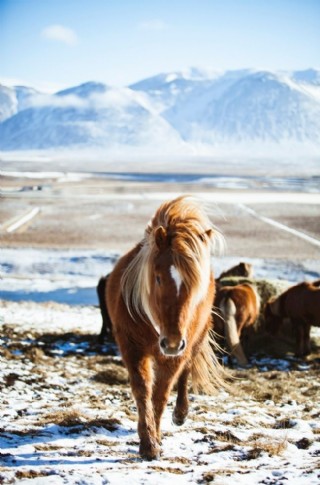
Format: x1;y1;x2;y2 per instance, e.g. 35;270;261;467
41;409;121;431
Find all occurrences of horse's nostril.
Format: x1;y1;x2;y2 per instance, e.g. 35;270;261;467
179;339;186;352
160;338;168;350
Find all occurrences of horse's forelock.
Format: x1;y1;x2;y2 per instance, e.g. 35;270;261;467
151;197;219;298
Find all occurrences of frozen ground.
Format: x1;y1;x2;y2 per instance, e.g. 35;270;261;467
0;298;320;485
0;249;320;484
0;164;319;483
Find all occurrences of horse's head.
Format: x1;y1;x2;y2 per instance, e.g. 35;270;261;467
148;221;214;357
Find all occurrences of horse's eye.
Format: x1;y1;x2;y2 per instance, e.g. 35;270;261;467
156;275;161;285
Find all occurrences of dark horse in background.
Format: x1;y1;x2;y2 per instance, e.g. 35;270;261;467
102;196;227;460
265;279;320;357
97;274;113;343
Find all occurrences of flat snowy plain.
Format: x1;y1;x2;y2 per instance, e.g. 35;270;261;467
0;157;320;484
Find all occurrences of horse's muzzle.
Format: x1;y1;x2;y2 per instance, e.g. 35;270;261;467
159;337;186;356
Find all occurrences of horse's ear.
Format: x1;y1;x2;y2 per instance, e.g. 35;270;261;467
199;229;213;243
154;226;168;249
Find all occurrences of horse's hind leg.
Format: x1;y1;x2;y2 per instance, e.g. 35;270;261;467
172;366;190;426
303;323;312;355
294;320;310;357
295;321;311;356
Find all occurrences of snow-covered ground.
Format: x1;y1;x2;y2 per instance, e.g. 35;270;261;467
0;298;319;484
1;173;319;483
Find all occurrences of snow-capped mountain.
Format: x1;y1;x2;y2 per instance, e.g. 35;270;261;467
0;85;17;122
56;81;109;99
0;68;319;152
163;70;320;143
0;83;183;150
129;67;223;113
0;84;41;122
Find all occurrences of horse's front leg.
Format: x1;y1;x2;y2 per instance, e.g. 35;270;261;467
127;356;160;460
152;362;182;442
172;366;190;426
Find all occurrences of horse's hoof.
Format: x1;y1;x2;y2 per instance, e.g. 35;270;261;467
172;412;187;426
140;450;160;461
139;444;161;461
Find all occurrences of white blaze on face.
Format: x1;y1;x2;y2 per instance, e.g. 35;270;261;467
170;265;182;295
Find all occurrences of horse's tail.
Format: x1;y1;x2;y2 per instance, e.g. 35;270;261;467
191;327;232;395
220;297;248;366
97;274;114;342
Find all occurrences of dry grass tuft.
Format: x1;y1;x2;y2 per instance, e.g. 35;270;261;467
148;466;186;474
249;433;288;456
41;409;121;431
42;408;87;427
15;470;55;479
214;430;241;444
275;418;295;429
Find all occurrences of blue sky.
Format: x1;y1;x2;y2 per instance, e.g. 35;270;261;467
1;0;319;91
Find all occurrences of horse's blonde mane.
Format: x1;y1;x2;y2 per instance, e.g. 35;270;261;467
121;196;224;325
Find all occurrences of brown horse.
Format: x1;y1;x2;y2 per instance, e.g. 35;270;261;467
265;280;320;357
214;283;260;365
217;262;253;281
105;196;226;460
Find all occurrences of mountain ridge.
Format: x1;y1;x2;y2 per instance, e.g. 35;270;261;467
0;68;319;152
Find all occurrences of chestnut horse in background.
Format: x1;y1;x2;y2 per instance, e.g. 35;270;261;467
105;196;226;460
215;283;260;365
265;279;320;357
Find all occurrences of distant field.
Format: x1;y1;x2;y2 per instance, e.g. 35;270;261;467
1;171;319;259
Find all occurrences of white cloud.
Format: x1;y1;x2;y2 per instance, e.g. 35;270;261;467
138;20;168;31
31;93;87;108
41;24;78;46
